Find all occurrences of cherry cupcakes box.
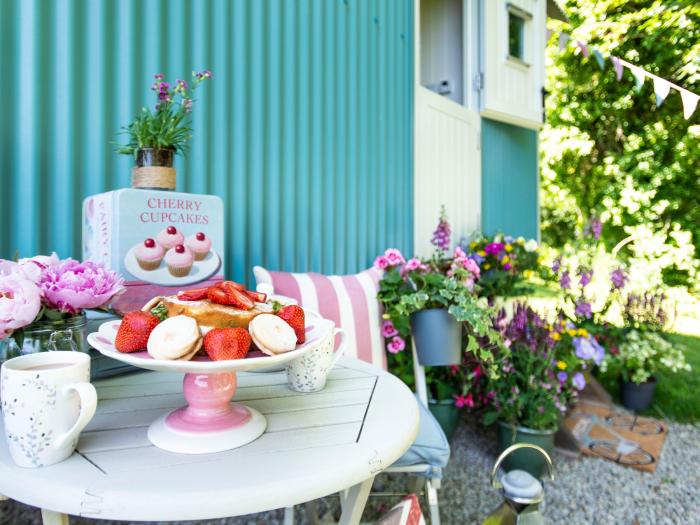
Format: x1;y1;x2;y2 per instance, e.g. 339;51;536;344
83;189;224;314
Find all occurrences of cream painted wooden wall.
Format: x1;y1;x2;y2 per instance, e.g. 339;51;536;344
480;0;546;129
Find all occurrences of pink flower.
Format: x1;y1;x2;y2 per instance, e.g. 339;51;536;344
39;260;124;314
455;393;474;409
404;258;421;272
383;248;406;267
381;320;399;338
373;255;389;270
450;365;459;376
0;269;42;339
453;246;467;259
464;258;480;278
387;335;406;354
472;364;483;380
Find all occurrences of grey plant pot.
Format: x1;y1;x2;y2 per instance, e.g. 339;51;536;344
620;377;656;411
409;308;462;366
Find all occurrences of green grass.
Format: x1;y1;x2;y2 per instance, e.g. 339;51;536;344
597;332;700;423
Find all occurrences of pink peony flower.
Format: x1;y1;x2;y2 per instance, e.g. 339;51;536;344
0;270;42;339
39;259;124;314
381;320;399;338
373;255;390;270
404;258;422;272
387;335;406;354
383;248;406;267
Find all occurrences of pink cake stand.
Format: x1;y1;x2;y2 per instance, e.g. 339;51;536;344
87;318;332;454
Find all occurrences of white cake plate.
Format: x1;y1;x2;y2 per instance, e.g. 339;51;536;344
88;318;332;454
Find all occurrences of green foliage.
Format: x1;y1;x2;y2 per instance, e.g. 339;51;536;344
116;71;212;157
542;0;700;285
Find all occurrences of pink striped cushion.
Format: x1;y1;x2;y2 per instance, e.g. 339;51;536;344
253;266;387;370
375;495;426;525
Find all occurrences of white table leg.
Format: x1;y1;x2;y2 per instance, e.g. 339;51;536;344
41;509;69;525
338;476;375;525
283;506;294;525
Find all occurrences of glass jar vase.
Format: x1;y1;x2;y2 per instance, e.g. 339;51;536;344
0;313;88;363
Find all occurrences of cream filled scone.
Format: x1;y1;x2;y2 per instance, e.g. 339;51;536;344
134;238;164;271
248;314;297;355
147;315;201;360
156;225;184;249
185;232;212;261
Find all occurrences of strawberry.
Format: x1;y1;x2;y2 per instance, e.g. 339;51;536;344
245;290;267;303
203;328;252;361
177;287;209;301
207;285;254;310
277;305;305;344
216;280;246;292
115;311;160;353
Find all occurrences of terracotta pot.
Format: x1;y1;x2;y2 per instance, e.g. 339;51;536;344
131;148;176;190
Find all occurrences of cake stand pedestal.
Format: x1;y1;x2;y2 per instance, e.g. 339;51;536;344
147;371;266;454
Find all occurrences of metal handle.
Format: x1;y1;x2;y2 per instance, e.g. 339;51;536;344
490;443;554;488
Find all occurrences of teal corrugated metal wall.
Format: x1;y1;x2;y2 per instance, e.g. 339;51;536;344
0;0;413;282
481;118;539;240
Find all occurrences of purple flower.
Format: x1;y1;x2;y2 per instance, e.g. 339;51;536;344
572;372;586;391
584;216;602;240
154;73;165;80
471;253;485;265
559;271;571;290
484;242;505;256
39;260;124;314
574;300;592;319
196;69;212;80
611;268;627;289
557;371;568;383
578;267;593;287
431;206;451;251
537;406;545;413
573;336;605;365
381;320;399;338
387;335;406;354
503;263;512;271
551;257;561;274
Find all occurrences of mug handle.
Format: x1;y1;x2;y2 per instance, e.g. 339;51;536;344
54;382;98;450
329;328;348;369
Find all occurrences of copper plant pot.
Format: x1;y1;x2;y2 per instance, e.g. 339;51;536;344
132;148;176;190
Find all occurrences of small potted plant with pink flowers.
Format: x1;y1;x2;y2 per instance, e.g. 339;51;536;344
117;70;212;190
0;255;124;361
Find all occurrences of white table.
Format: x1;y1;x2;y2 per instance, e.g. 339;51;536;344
0;357;419;525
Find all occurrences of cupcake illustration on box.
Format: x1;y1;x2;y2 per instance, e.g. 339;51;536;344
83;189;224;313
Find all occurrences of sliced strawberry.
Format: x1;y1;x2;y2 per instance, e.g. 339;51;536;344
277;305;305;344
216;280;246;292
228;288;255;310
245;290;267;303
207;286;232;306
115;311;160;353
203;328;252;361
177;287;209;301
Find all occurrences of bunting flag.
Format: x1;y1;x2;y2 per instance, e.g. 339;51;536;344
680;89;699;120
611;56;624;81
549;29;699;119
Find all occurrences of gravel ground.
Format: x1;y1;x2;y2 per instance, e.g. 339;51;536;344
2;417;699;525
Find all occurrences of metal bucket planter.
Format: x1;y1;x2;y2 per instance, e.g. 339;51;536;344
409;308;462;366
497;421;556;478
428;399;460;440
620;377;656;411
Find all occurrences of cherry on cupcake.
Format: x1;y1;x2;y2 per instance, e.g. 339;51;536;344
196;232;206;241
144;238;156;248
175;244;186;253
166;225;177;235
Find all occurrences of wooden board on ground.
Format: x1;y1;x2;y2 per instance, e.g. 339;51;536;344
560;400;667;473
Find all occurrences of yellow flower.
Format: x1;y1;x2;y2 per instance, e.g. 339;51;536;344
577;328;588;337
501;256;510;265
505;244;513;252
537;255;545;264
567;329;577;337
557;360;567;370
523;270;534;278
484;263;491;270
550;332;561;341
477;250;486;257
470;241;477;249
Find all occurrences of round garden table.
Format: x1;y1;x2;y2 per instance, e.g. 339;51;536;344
0;357;419;525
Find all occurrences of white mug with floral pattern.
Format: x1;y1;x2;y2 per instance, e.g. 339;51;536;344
1;351;97;468
287;326;348;393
